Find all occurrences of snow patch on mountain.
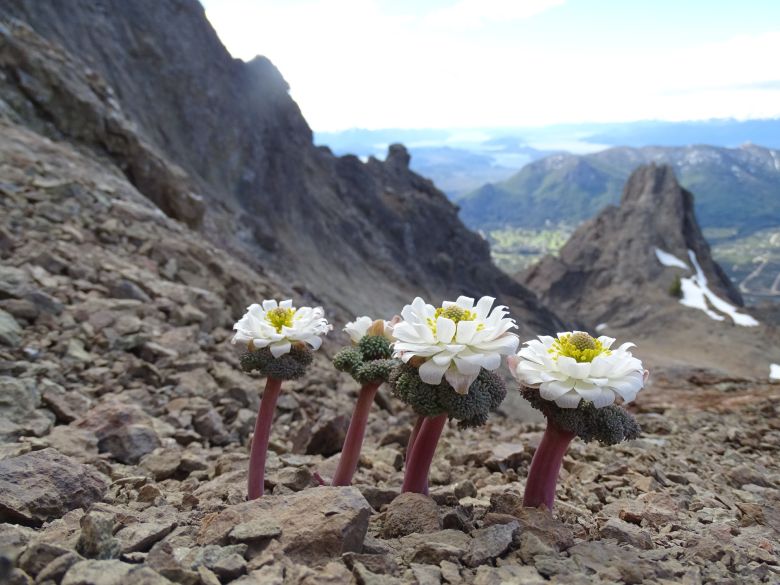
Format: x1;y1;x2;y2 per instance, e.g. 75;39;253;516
654;247;689;270
679;250;759;327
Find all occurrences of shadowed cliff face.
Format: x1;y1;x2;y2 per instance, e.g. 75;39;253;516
0;0;560;333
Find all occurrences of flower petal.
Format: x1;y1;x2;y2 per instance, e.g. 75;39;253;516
474;296;495;319
456;319;478;344
557;356;591;379
540;379;574;400
436;317;456;343
445;367;476;395
419;358;449;385
590;388;617;408
269;341;291;358
555;392;582;409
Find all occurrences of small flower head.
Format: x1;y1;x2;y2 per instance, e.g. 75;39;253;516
344;315;398;344
232;299;331;358
510;331;646;409
392;296;519;394
335;315;400;384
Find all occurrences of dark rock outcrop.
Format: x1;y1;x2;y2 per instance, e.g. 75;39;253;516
0;0;559;333
523;164;744;328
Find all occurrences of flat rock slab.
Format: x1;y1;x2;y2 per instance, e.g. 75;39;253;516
0;448;108;526
197;486;371;566
62;559;172;585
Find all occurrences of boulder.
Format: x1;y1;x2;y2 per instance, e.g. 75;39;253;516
0;449;108;526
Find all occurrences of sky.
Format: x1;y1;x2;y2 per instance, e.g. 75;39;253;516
201;0;780;132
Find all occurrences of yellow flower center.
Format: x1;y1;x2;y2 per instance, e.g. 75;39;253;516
550;332;610;363
427;305;483;335
266;307;295;332
435;306;476;323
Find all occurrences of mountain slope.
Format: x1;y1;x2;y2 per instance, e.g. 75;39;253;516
522;165;778;375
0;1;559;334
459;145;780;234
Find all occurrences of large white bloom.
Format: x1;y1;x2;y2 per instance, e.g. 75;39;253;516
232;299;331;357
344;315;398;343
392;295;519;394
509;332;646;409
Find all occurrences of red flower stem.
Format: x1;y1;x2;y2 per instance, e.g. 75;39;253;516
523;421;576;510
331;382;381;486
407;414;424;455
402;413;448;494
247;377;283;500
405;414;427;493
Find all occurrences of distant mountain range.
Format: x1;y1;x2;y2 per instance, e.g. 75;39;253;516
457;144;780;235
316;118;780;198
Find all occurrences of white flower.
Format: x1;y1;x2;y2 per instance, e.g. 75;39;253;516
344;316;398;343
392;295;519;394
232;299;331;357
509;331;646;409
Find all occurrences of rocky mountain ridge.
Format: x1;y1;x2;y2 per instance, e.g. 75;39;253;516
0;0;559;334
522;164;778;376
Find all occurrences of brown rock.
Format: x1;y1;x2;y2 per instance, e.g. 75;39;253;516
600;518;654;550
198;487;371;566
489;492;574;551
0;449;108;526
382;493;441;538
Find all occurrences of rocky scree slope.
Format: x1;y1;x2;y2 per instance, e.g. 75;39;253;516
523;164;778;376
0;0;559;334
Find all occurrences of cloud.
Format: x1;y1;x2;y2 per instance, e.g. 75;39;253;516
427;0;565;29
201;1;780;130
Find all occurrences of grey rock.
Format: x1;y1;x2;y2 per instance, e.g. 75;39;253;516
229;518;282;543
115;520;176;554
464;522;518;567
184;545;247;581
0;309;22;346
192;409;233;446
409;564;442;585
44;425;99;459
473;564;546;585
40;380;91;424
600;518;654;550
97;425;160;465
0;449;107;526
36;551;84;584
18;541;71;577
62;559;172;585
343;552;399;576
109;279;151;303
401;530;471;565
76;511;121;560
140;448;182;481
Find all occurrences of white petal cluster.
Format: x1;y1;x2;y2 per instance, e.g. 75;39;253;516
344;316;397;343
510;333;645;409
232;299;331;357
392;296;519;394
